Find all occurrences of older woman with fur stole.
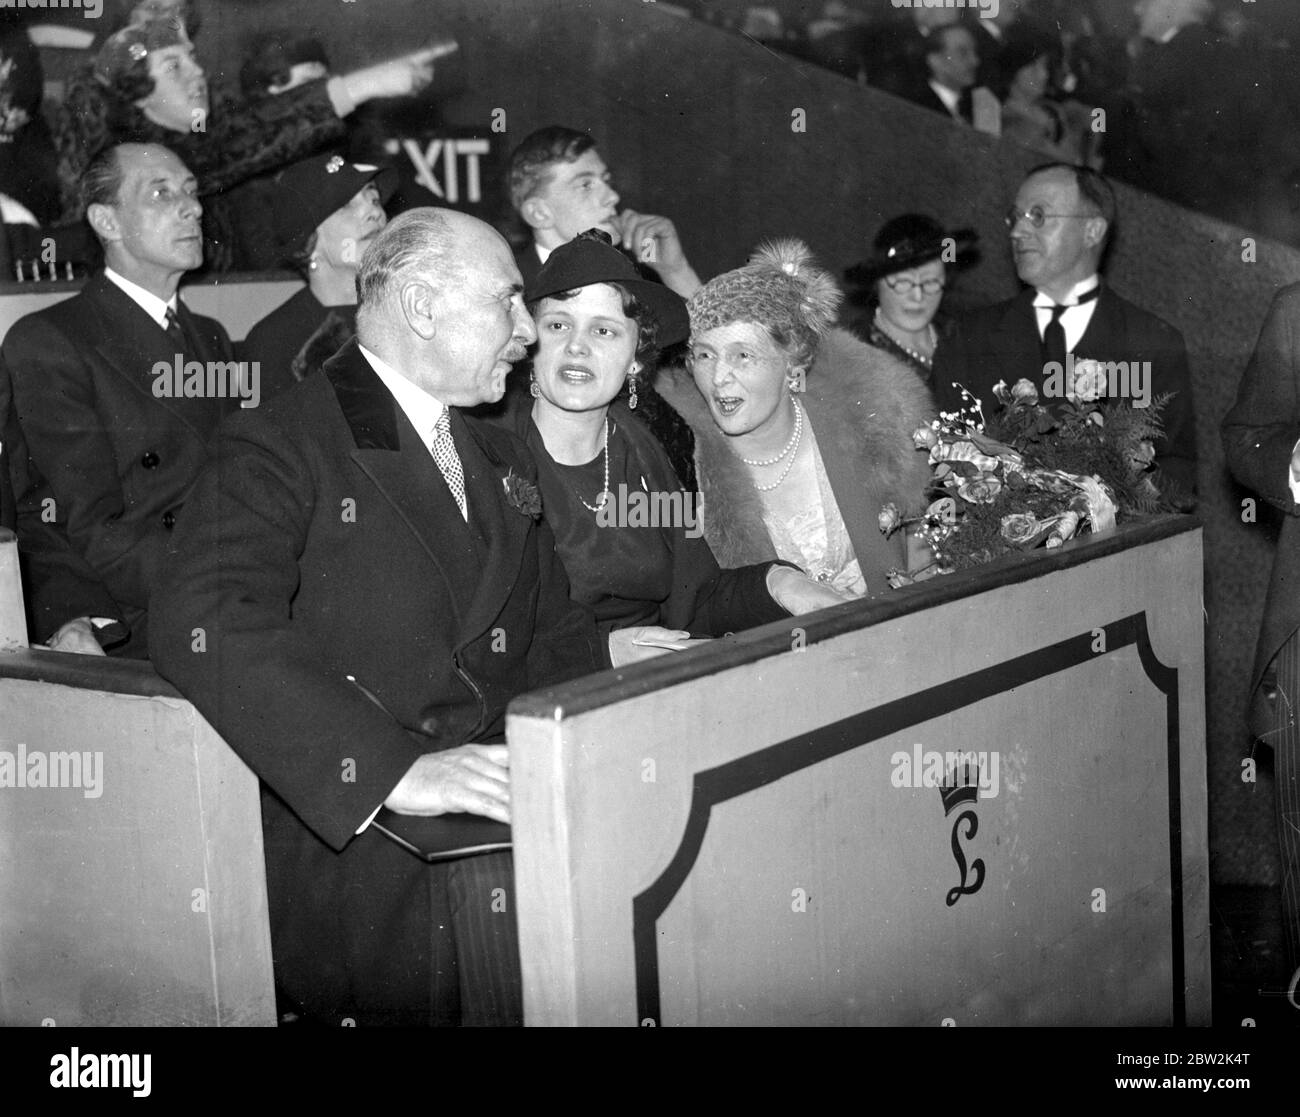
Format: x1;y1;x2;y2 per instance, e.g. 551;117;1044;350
655;240;934;597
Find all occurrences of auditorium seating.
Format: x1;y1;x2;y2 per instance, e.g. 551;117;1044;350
0;0;1278;1023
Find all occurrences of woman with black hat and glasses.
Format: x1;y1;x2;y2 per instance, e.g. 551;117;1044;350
497;230;849;665
843;214;977;387
241;154;398;400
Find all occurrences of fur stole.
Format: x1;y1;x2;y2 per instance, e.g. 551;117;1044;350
655;328;935;574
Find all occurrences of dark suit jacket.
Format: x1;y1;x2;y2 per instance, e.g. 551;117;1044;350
1;272;234;655
148;339;603;1024
897;79;972;124
972;22;1005;91
514;242;543;291
932;284;1198;500
1223;283;1300;692
1;376;124;646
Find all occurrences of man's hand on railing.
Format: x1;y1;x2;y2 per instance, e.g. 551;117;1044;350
765;566;854;614
44;616;106;656
383;744;510;824
608;625;699;667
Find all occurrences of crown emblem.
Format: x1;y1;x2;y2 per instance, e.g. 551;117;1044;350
326;155;345;174
938;758;981;816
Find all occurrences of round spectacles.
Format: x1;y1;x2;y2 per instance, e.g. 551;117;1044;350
883;276;945;295
688;349;777;372
1004;205;1092;230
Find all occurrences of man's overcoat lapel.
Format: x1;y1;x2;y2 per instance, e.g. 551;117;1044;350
991;289;1045;389
326;341;529;642
452;410;530;649
83;273;226;437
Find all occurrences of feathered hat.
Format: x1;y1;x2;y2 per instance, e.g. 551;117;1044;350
686;239;842;359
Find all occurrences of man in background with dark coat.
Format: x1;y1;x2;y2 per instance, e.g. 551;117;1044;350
1223;282;1300;974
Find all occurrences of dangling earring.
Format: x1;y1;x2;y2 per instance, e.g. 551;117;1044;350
308;256;319;271
786;367;805;394
627;371;638;410
529;370;540;398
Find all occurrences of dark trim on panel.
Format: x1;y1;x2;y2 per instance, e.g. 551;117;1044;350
632;612;1183;1026
0;648;180;700
511;515;1200;721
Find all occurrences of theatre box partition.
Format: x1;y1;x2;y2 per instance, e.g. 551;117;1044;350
0;653;276;1026
0;516;1206;1025
508;516;1209;1026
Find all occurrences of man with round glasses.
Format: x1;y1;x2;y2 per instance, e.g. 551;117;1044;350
933;162;1197;505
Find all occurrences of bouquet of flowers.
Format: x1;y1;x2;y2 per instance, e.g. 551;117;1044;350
880;363;1172;586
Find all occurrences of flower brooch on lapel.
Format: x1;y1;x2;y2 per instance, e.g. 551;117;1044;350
502;468;542;519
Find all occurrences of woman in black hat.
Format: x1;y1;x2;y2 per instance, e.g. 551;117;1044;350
241;154;397;400
497;229;848;664
843;213;977;387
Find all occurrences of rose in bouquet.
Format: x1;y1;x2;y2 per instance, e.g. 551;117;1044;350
880;374;1173;583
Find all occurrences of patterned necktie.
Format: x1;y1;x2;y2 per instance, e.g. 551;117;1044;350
164;306;187;352
431;409;467;521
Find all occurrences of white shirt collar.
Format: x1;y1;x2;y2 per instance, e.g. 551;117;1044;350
1031;276;1103;350
357;343;447;452
534;241;553;265
103;267;177;331
1032;275;1102;308
928;80;963;118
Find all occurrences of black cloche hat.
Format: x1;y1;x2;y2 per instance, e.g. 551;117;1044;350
526;229;691;346
271;153;399;257
844;213;979;287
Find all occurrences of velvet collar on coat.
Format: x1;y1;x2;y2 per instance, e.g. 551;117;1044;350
322;338;533;646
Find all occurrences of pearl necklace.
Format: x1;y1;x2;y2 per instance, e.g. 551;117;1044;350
875;308;936;367
740;399;804;493
576;418;611;513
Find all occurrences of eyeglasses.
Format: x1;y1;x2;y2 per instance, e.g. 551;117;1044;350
687;347;782;373
1004;205;1093;230
883;276;945;295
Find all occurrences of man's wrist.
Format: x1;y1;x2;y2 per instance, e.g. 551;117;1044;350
327;75;359;118
657;262;702;299
764;563;804;611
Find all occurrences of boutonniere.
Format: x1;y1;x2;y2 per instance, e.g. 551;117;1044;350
502;468;542;519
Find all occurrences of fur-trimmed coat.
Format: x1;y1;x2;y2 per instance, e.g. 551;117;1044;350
655;328;935;596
